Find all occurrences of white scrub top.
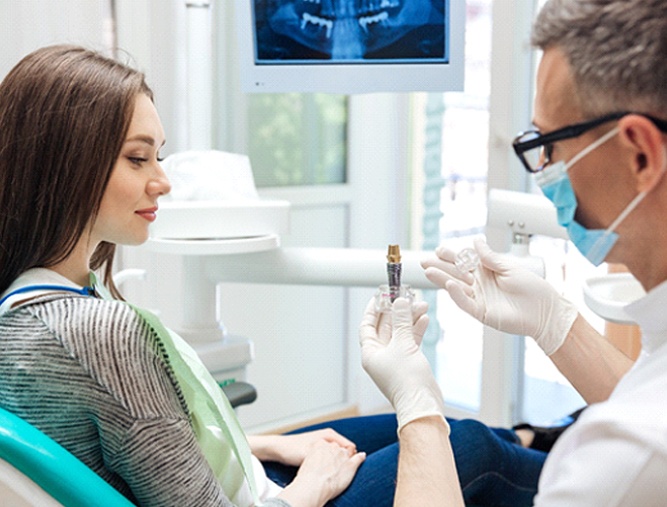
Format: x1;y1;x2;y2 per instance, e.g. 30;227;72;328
534;280;667;506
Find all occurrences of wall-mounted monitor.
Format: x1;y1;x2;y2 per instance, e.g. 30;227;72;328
235;0;465;94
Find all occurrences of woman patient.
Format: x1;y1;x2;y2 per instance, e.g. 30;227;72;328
0;45;554;507
0;44;368;507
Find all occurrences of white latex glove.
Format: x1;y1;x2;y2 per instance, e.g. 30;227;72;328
359;297;448;433
421;239;578;356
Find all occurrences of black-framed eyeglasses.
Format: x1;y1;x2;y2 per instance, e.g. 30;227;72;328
512;111;667;173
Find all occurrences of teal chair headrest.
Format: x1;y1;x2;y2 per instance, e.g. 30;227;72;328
0;407;135;507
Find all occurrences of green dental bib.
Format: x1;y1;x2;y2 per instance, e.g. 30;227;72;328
1;272;261;505
90;276;260;506
131;305;259;505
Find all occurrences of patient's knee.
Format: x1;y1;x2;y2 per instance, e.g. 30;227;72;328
449;419;509;473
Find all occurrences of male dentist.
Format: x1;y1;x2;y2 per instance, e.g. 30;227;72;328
363;0;667;504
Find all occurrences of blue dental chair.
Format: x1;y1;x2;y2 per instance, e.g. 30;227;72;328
0;406;134;507
0;382;256;506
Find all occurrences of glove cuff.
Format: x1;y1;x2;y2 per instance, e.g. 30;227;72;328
394;382;449;435
398;413;450;437
535;296;579;356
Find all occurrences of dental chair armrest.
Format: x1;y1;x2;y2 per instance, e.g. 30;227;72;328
220;381;257;408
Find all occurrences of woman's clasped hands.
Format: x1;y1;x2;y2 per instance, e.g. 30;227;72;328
249;430;365;507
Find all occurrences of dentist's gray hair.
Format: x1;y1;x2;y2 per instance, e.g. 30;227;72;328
532;0;667;118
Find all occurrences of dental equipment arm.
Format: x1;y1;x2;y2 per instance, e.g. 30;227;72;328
203;247;435;289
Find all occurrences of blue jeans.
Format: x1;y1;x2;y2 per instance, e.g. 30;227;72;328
262;414;546;507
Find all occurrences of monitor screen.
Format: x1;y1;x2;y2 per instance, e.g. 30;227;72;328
235;0;465;94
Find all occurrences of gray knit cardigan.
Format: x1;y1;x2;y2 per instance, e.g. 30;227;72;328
0;294;289;507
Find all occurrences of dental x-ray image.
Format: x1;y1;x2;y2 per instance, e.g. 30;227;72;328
254;0;448;63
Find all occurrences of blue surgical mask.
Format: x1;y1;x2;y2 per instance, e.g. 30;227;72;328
535;127;647;266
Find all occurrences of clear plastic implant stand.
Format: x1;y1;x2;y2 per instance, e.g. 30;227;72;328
374;285;415;313
455;248;480;273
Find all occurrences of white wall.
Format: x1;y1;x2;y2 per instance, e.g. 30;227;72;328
0;0;111;79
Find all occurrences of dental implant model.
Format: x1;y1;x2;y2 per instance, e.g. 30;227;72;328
386;244;402;302
375;244;414;313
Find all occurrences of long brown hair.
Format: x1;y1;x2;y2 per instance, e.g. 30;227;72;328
0;45;153;297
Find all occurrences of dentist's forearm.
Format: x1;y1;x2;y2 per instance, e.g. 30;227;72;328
549;314;635;403
395;416;465;506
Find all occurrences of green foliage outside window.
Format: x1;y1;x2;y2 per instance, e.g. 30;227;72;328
247;94;347;187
